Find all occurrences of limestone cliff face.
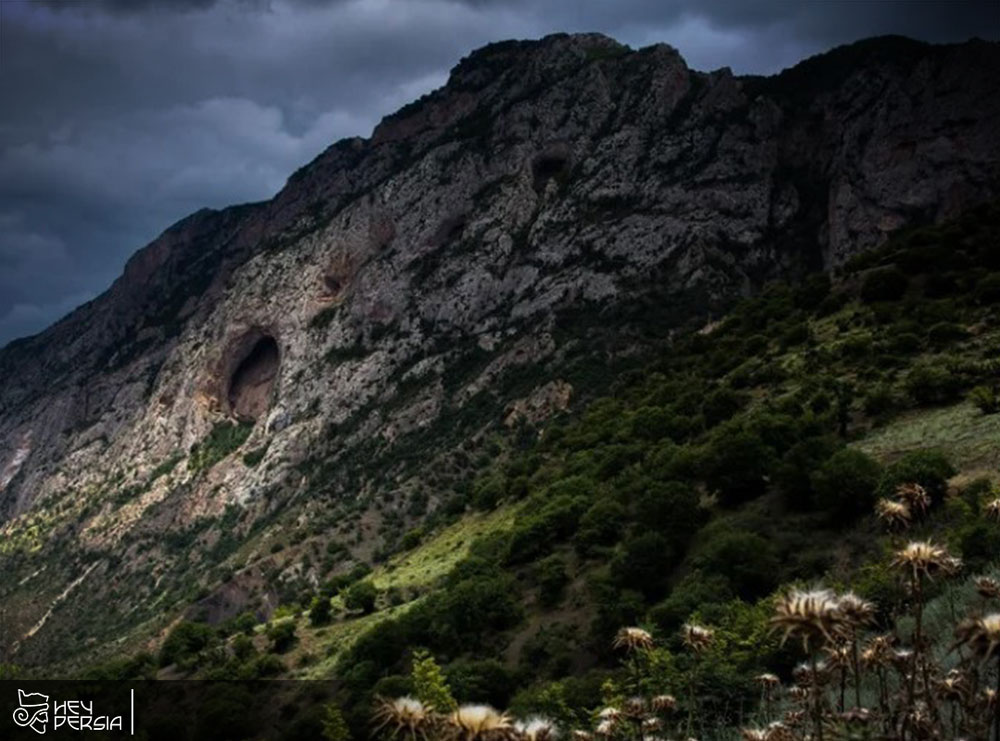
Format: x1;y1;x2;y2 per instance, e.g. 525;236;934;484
1;33;998;666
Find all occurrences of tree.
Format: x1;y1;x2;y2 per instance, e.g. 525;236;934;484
320;704;352;741
344;581;379;614
411;649;457;712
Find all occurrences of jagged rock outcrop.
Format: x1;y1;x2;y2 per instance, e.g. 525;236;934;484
1;33;998;667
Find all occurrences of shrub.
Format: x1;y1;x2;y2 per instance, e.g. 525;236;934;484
533;554;570;607
445;659;517;708
811;448;882;524
956;521;1000;572
775;436;839;507
232;634;255;662
649;570;734;635
505;491;588;565
309;596;333;626
974;272;1000;304
343;581;379;614
574;499;626;555
188;421;253;473
780;322;811;348
702;426;773;505
692;529;779;601
927;322;969;347
266;619;297;653
969;385;999;414
159;621;215;667
610;532;677;598
702;387;749;427
887;332;923;354
863;383;900;418
472;474;505;510
904;363;962;405
633;480;706;543
400;527;424;551
861;267;908;303
877;449;955;506
793;273;831;310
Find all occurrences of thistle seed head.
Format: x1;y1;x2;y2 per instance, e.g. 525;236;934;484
613;626;653;653
373;696;434;740
875;498;911;531
975;576;1000;600
891;540;960;581
681;622;714;654
954;613;1000;661
650;695;677;713
895;482;930;515
770;588;845;651
448;705;512;741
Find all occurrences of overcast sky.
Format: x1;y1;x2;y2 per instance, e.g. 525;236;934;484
0;0;996;347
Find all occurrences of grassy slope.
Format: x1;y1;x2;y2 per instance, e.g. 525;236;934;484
60;201;1000;740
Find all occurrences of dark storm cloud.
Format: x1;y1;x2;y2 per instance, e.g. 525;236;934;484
0;0;996;346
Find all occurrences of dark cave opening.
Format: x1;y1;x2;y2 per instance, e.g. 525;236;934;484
227;335;279;422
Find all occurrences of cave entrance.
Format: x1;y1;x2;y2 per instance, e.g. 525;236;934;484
227;335;279;422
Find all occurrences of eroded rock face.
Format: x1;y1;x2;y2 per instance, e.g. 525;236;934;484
0;33;998;664
227;336;279;422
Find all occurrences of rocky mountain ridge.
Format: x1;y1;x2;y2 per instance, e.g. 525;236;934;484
1;32;998;668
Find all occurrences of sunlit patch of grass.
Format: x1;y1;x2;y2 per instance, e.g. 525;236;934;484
371;503;525;593
853;401;1000;474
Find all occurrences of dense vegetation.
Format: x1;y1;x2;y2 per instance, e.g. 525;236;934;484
69;201;1000;738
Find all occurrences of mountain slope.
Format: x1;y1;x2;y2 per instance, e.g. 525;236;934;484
1;33;999;669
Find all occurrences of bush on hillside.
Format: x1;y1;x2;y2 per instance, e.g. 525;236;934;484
876;449;955;506
904;363;962;405
969;385;999;414
159;621;215;667
692;529;780;602
861;267;908;303
811;447;882;524
343;581;379;614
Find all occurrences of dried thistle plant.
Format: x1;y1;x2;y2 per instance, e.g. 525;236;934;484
650;694;677;713
447;705;512;741
891;540;960;581
895;482;930;516
954;613;1000;661
373;697;436;741
513;718;556;741
771;589;845;651
613;626;653;653
975;576;1000;600
876;498;911;530
681;623;714;654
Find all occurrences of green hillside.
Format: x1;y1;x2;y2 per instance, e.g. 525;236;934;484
61;201;1000;738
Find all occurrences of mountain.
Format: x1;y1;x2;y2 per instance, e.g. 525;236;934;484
1;33;998;672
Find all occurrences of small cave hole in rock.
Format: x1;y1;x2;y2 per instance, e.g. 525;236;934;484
227;336;279;422
323;274;343;296
531;152;570;190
